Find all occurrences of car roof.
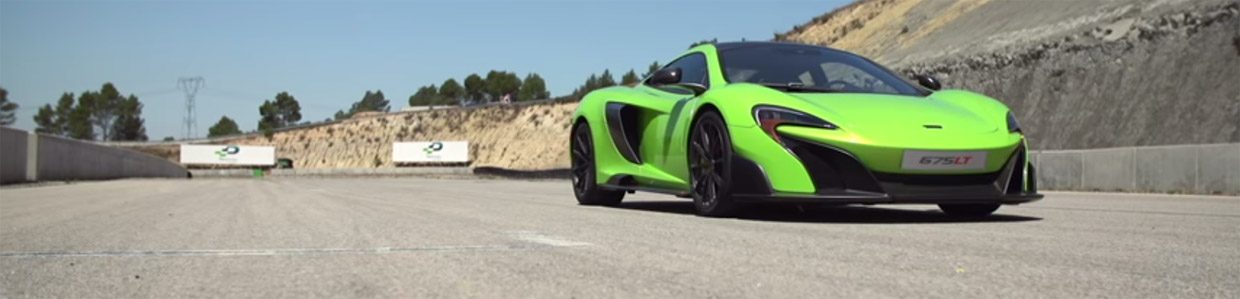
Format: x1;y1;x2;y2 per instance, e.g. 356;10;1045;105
711;41;847;53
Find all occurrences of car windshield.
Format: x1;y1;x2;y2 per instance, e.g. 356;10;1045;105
719;44;924;96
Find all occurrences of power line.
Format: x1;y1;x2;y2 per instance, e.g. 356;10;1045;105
177;77;204;139
132;88;181;98
199;88;342;111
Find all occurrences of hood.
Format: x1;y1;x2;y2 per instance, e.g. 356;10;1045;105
788;92;999;134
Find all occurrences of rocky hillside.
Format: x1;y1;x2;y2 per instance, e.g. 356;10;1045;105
778;0;1240;149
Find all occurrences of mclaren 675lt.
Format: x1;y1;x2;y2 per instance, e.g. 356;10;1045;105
569;41;1042;217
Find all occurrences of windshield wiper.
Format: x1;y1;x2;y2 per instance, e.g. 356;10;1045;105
754;82;844;93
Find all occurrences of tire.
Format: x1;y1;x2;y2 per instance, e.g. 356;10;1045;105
571;122;624;206
938;204;1000;217
688;111;740;217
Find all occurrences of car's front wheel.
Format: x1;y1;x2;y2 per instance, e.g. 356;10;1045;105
571;122;624;206
938;204;1000;217
688;111;740;217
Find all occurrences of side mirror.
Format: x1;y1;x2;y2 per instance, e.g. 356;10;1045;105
650;67;682;85
914;74;941;91
649;67;707;96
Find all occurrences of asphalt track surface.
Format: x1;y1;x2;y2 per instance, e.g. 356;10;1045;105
1;178;1237;298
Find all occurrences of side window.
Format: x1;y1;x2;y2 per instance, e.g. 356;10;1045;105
647;53;710;89
675;53;710;87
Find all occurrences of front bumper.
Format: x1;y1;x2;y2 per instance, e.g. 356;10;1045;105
729;135;1043;205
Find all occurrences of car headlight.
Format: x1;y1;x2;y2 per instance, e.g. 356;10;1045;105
753;105;837;142
1007;112;1021;133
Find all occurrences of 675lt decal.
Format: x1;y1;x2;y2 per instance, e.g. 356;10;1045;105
919;156;975;165
902;150;988;170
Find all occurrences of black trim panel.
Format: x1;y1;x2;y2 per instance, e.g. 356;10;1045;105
1027;164;1038;193
780;135;883;194
730;155;773;195
605;103;643;164
733;189;889;204
604;174;638;187
601;174;690;197
1003;144;1028;194
602;184;689;197
871;171;1000;186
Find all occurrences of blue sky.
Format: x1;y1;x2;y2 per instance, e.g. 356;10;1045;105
1;0;847;139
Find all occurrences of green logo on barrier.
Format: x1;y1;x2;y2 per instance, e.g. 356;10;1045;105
423;142;444;154
215;145;241;158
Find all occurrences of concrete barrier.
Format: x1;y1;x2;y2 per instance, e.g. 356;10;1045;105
0;127;188;184
1032;143;1239;195
0;127;28;184
1031;151;1082;190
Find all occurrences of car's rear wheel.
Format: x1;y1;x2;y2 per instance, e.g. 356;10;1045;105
938;204;1000;217
571;122;624;206
689;111;739;217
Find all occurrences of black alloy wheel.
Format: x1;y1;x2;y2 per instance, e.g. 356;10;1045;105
571;122;624;206
688;111;739;217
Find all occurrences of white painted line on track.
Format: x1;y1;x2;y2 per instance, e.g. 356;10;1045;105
0;244;551;258
2;233;595;259
506;231;591;247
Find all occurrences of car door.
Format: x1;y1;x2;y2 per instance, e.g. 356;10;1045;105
633;53;711;189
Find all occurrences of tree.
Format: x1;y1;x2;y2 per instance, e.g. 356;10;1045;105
688;38;718;49
347;90;390;114
464;74;485;104
207;116;242;138
85;83;123;140
642;61;662;78
34;93;74;135
518;73;550;101
408;85;439;106
333;110;350;120
54;92;74;130
33;104;57;134
66;96;94;140
621;69;641;85
485;70;522;103
597;69;617;88
586;74;599;91
437;79;464;106
572;74;600;98
0;87;17;126
258;92;301;131
110;95;147;141
162;136;175;141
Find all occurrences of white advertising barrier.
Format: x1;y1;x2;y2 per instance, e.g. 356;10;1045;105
180;144;276;166
393;141;469;163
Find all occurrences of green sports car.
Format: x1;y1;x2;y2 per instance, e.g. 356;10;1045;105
569;41;1042;217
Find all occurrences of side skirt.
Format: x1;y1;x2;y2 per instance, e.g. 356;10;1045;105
601;174;690;197
600;184;691;197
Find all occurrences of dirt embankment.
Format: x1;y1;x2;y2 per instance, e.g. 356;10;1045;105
778;0;1240;150
135;102;578;170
